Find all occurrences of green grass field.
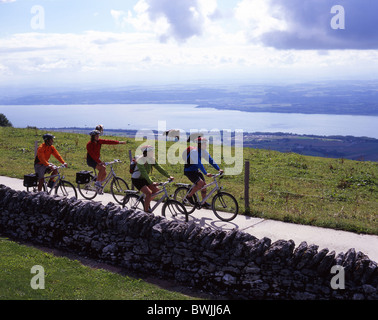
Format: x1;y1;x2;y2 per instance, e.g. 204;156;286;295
0;237;198;300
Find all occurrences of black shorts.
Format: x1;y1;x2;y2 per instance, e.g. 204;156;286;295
184;171;205;184
87;154;98;170
132;178;150;191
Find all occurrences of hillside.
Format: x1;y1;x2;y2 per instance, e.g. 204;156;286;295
242;132;378;161
0;127;377;235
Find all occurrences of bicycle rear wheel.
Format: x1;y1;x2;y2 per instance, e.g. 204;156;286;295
27;184;46;193
162;199;188;222
111;177;129;204
77;179;97;200
173;186;198;214
212;192;238;222
55;180;78;199
122;193;144;211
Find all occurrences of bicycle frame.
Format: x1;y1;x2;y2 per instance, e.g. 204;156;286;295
78;159;127;204
149;186;170;212
185;173;223;206
92;160;120;189
127;180;172;212
39;165;65;194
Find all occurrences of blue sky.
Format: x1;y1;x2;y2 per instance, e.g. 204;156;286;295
1;0;378;87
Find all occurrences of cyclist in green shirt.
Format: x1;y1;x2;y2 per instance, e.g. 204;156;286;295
131;145;174;213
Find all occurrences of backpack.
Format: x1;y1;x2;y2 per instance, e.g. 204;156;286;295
129;157;137;174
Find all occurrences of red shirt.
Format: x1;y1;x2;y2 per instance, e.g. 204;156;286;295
86;139;120;164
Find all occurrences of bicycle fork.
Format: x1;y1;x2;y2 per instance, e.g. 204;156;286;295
216;192;228;209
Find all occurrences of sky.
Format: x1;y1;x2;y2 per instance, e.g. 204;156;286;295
1;0;378;88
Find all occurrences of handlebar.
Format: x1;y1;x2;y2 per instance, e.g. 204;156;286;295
105;159;122;166
50;164;67;170
158;178;175;187
209;172;224;179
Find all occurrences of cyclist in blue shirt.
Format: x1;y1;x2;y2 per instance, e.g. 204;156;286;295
183;137;223;207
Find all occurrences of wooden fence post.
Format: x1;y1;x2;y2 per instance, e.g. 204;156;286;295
34;141;39;157
244;160;250;213
128;150;134;190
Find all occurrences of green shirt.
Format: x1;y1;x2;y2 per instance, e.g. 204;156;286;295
135;160;170;185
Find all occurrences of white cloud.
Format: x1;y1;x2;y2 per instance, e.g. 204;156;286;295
234;0;287;42
2;29;377;86
110;9;124;23
237;0;378;50
123;0;219;43
110;9;130;29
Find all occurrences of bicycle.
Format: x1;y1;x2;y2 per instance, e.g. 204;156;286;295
173;172;239;222
122;178;188;221
23;164;77;199
76;159;129;204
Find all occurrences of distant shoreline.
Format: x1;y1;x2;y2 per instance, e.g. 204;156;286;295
3;102;378;117
2;80;378;117
43;126;378;139
196;104;378;117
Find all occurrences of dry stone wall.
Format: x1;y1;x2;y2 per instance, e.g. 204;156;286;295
0;185;377;300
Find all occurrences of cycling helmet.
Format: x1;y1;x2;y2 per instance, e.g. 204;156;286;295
43;133;55;141
89;130;101;136
194;136;208;143
187;132;204;142
141;145;155;152
95;124;104;135
141;145;154;157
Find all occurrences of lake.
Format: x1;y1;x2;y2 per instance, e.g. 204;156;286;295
0;104;377;139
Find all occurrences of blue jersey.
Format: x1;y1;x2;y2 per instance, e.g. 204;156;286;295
184;148;220;175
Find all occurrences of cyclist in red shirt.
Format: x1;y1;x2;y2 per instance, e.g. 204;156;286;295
87;130;126;187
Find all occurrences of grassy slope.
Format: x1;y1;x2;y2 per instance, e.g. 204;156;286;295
0;237;197;300
0;127;377;235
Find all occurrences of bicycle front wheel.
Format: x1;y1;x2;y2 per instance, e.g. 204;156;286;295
162;200;188;222
77;180;97;200
55;180;78;199
212;192;238;222
111;177;129;204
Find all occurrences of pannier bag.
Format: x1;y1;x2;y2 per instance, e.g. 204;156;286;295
76;171;92;184
23;173;38;187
